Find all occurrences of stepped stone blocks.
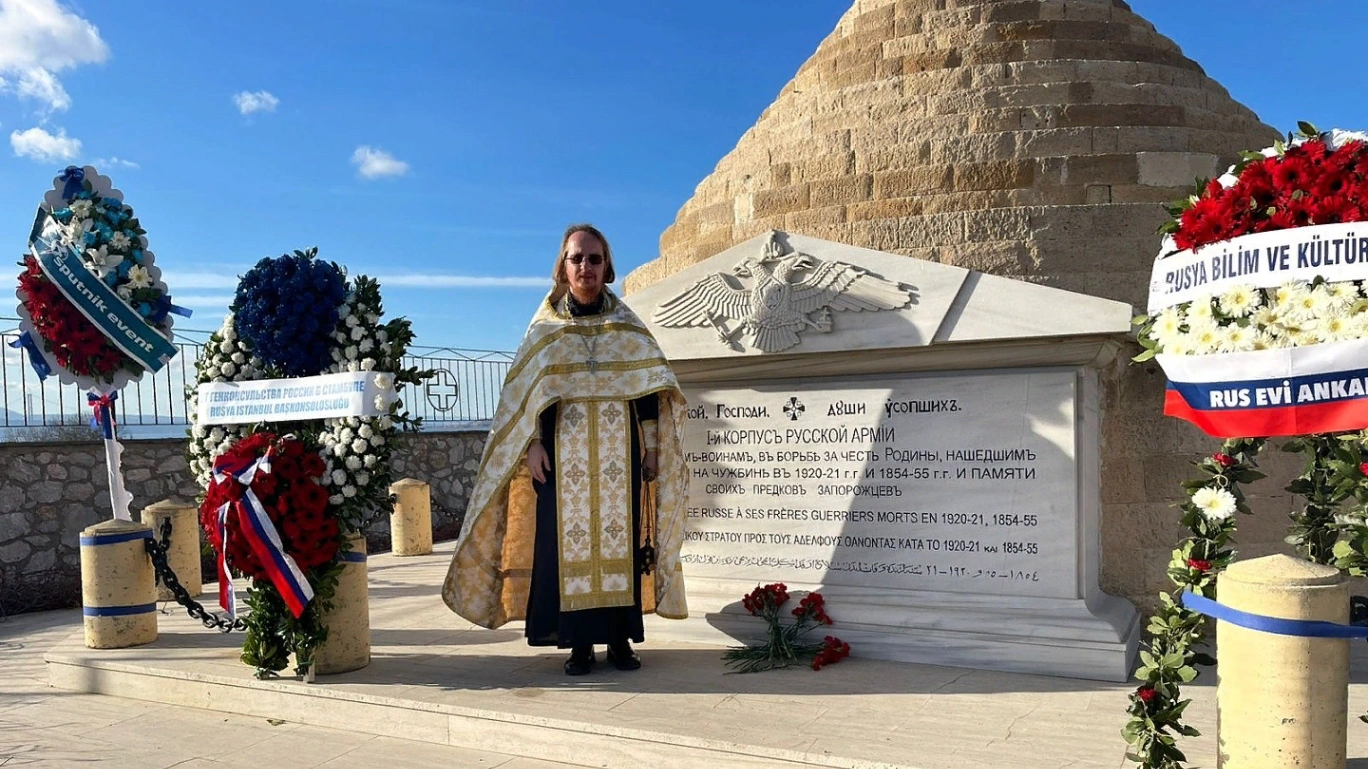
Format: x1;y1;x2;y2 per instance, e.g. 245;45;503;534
625;0;1282;611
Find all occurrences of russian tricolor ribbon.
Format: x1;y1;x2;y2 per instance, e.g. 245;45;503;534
87;390;117;439
1159;337;1368;438
212;451;315;618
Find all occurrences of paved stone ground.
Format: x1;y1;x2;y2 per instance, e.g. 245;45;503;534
20;541;1368;768
0;608;589;769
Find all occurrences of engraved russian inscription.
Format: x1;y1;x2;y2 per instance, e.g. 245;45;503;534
680;370;1078;599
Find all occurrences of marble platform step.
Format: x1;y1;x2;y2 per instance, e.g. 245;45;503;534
45;544;1196;769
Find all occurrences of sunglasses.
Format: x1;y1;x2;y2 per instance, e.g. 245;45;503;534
566;254;604;266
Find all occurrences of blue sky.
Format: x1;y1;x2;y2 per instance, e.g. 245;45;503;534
0;0;1365;353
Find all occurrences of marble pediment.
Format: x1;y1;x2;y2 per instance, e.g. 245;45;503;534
625;230;1133;362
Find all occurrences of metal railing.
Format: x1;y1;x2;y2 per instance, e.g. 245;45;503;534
0;316;511;439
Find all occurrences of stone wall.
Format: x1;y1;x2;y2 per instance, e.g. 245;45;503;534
0;428;487;615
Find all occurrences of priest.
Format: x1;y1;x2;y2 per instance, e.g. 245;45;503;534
442;223;689;675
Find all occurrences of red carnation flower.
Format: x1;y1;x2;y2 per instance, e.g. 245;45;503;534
1136;685;1157;704
1211;453;1235;469
1186;558;1213;572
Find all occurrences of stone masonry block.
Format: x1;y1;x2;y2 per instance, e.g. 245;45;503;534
846;198;925;222
1062;154;1138;185
1136;151;1220;188
786;205;847;233
751;184;810;219
873;167;952;198
810;174;873;208
953;160;1035;191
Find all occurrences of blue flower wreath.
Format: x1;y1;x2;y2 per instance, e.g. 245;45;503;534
233;248;347;377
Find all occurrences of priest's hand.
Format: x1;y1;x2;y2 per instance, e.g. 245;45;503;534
643;450;658;483
527;441;551;483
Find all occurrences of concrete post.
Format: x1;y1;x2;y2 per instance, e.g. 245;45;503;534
141;498;202;601
312;533;371;676
389;478;433;556
1217;554;1348;768
80;519;157;649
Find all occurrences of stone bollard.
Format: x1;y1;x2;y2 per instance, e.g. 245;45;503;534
80;519;158;649
1217;554;1348;769
141;498;202;601
389;478;433;556
312;533;371;676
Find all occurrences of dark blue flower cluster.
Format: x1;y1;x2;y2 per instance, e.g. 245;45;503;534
233;248;346;377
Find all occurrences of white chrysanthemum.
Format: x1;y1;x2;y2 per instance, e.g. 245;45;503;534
1274;281;1311;314
1250;331;1282;350
342;484;357;498
1221;325;1256;352
366;313;379;325
333;442;348;457
345;345;358;361
361;358;376;371
364;454;378;468
209;427;225;442
220;361;236;376
371;434;385;447
356;471;370;486
379;416;393;431
359;338;374;353
1318;315;1354;343
331;469;348;485
219;340;235;354
346;314;359;327
1189;325;1223;354
377;329;388;342
192;424;206;438
339;427;354;443
1192;486;1237;521
345;455;362;471
127;265;152;288
1218;285;1259;318
350;326;365;341
109;231;131;250
329;494;345;505
359;424;373;439
1165;335;1194;356
231;351;245;365
1249;305;1278;331
1152;307;1185;346
1325;281;1359;310
351;438;369;454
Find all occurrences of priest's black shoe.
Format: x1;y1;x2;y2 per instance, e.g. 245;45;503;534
606;641;641;671
564;646;595;676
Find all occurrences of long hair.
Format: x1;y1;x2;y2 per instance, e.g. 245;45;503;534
552;223;616;286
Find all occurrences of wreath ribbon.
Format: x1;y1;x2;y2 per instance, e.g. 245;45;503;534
212;452;315;618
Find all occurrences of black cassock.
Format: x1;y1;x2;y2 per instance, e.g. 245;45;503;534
525;393;657;648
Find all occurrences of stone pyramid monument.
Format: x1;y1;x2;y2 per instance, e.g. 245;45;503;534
625;0;1280;611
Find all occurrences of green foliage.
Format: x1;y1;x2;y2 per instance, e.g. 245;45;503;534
1122;438;1264;769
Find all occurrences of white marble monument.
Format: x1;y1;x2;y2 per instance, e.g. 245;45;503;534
627;230;1139;681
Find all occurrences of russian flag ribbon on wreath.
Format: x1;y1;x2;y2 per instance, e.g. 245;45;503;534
1159;337;1368;438
212;452;315;618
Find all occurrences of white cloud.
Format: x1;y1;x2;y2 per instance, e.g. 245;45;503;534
351;146;409;179
93;155;138;169
0;0;109;112
378;274;547;288
11;125;79;161
233;90;278;116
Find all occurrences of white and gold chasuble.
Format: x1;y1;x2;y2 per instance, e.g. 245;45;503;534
442;288;689;628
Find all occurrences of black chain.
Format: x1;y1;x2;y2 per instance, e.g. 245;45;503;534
144;517;246;633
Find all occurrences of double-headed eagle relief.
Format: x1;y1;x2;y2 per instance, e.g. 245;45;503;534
652;232;915;353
